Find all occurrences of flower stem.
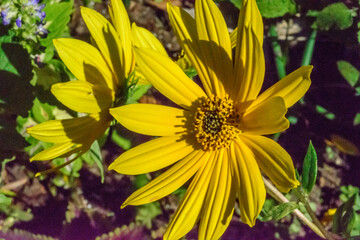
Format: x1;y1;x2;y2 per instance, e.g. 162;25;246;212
293;188;336;240
262;177;325;239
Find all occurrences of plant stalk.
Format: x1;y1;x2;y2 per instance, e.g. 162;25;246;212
263;177;325;239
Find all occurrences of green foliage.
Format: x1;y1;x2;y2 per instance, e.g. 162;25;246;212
228;0;296;18
256;0;296;18
80;140;105;183
316;105;335;120
111;129;132;150
126;84;152;104
337;61;360;89
40;1;73;48
135;202;161;229
340;185;360;203
310;3;354;31
354;113;360;126
333;194;360;237
260;201;299;221
301;141;317;195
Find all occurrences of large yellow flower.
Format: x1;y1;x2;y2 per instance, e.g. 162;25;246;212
27;0;166;161
109;0;312;239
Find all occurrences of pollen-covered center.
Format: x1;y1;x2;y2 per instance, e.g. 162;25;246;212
194;95;240;151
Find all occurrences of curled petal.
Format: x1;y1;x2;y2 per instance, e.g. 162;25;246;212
240;97;289;135
240;134;300;193
251;66;313;108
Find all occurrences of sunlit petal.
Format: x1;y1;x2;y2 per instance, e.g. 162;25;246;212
164;151;217;240
240;97;289;135
233;27;265;109
195;0;232;97
108;136;195;175
53;38;116;90
122;150;208;206
232;138;266;227
134;47;206;110
240;134;300;193
110;104;187;136
167;3;212;96
198;149;235;240
132;23;168;56
51;81;114;114
28;115;102;143
81;7;124;85
108;0;134;77
251;66;313;108
30;142;85;161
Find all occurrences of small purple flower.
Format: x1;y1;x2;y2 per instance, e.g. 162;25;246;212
37;24;48;37
28;0;40;5
15;17;22;27
1;9;10;25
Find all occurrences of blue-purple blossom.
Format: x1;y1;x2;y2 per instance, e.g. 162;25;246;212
15;16;21;27
1;9;10;25
27;0;40;6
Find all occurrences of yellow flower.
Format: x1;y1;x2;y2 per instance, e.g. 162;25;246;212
109;0;312;239
27;0;166;162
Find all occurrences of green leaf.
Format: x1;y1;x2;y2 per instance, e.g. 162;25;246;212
111;129;131;150
337;61;360;88
316;105;335;120
30;98;55;123
312;3;354;31
256;0;296;18
40;1;73;47
0;193;12;207
89;141;104;183
135;202;161;229
301;141;317;194
260;202;299;221
126;84;151;104
333;194;358;235
354;113;360;126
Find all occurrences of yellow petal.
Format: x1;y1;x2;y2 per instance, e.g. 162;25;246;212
110;104;187;136
108;0;134;77
53;38;116;90
251;66;313;108
240;134;300;193
122;150;208;207
51;81;114;114
164;151;217;240
230;27;237;48
131;23;168;56
240;97;289;135
233;26;265;108
28;115;103;143
237;0;263;46
81;7;124;85
195;0;232;97
167;3;212;96
30;142;85;161
134;47;206;110
232;138;266;227
108;136;195;175
198;149;235;240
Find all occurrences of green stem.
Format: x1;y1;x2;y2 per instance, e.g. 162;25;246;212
301;30;317;66
269;25;287;79
263;177;325;239
293;188;335;240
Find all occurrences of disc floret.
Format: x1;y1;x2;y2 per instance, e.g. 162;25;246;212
194;95;240;151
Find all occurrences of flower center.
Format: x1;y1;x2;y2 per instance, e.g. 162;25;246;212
193;95;240;151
